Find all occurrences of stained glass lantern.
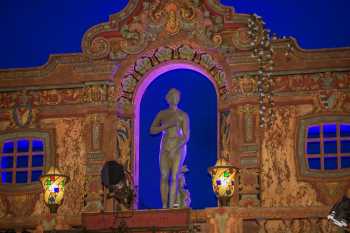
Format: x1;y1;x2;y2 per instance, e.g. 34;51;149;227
40;167;69;213
208;159;237;207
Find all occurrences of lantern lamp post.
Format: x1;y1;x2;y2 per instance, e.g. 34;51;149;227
40;166;70;214
208;158;238;207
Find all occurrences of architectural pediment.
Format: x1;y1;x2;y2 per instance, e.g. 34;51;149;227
82;0;260;60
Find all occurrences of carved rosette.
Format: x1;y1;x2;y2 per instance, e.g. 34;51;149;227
116;44;229;115
82;114;105;212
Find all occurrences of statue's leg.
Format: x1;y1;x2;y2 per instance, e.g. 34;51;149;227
160;152;170;208
169;147;186;208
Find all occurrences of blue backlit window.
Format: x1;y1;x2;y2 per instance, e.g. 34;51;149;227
0;138;45;185
305;123;350;171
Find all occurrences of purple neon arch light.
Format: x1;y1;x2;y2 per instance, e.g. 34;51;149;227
132;61;219;207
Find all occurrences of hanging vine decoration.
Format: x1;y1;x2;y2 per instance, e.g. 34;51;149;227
247;14;276;128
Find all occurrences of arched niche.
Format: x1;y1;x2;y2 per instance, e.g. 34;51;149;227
115;45;232;209
135;63;218;209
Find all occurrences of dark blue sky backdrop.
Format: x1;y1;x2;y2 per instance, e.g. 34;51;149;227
0;0;349;69
139;69;217;209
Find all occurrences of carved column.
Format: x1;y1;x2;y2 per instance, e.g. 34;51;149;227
219;109;232;160
82;114;105;212
116;118;132;172
219;109;238;206
237;104;261;207
115;117;133;208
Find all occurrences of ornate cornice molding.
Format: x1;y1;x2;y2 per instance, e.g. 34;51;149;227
0;54;86;79
0;82;116;110
233;70;350;95
272;37;350;60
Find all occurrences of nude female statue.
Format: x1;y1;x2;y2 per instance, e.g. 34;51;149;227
150;88;190;208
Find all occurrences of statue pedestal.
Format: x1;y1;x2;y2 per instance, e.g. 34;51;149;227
82;208;191;230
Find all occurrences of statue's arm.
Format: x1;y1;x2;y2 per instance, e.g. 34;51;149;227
150;113;163;135
172;113;190;152
150;111;180;134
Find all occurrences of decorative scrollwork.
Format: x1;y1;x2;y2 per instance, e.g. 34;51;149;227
120;21;148;55
232;28;255;50
82;0;234;60
88;37;111;59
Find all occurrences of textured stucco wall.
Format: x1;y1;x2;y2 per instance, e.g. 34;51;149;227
260;104;321;207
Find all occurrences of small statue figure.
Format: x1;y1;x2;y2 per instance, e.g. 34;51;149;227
150;88;190;208
175;165;191;208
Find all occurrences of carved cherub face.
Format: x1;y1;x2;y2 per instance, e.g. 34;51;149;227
166;88;180;106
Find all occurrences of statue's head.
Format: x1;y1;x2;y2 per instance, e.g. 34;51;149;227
166;88;180;106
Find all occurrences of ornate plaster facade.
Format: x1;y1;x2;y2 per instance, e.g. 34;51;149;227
0;1;350;232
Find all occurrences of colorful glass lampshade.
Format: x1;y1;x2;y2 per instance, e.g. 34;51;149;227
208;158;237;207
40;166;69;213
